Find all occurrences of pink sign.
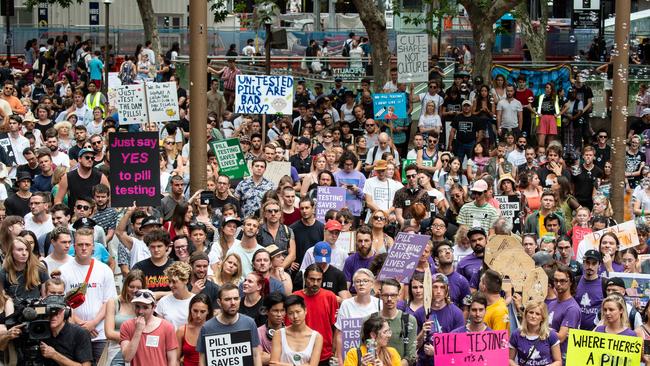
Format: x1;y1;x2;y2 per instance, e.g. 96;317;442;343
433;330;509;365
572;226;592;258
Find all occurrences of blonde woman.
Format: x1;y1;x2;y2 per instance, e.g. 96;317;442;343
595;294;641;337
156;261;194;329
509;300;561;366
418;100;442;138
213;253;243;286
162;136;185;176
54;121;73;152
301;153;327;198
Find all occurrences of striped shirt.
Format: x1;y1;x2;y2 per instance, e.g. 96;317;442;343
456;201;499;233
222;67;240;91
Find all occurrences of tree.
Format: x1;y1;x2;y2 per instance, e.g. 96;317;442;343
513;0;547;61
392;0;458;57
352;0;390;92
458;0;524;81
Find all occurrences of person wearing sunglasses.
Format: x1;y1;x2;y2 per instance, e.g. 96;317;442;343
593;128;611;169
393;164;432;229
54;147;108;209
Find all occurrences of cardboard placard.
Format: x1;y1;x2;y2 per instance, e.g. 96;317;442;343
378;232;429;283
578;220;639;252
109;132;161;207
397;34;428;83
245;160;290;187
315;186;346;223
115;84;147;124
566;329;642;366
204;330;254;366
211;138;249;180
372;93;407;120
488;248;535;292
521;267;549;304
336;231;356;254
572;226;593;258
485;235;522;267
235;75;294;115
433;331;509;365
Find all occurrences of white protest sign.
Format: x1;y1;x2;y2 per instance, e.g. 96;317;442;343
107;72;122;113
397;34;428;83
145;82;180;122
115;84;147;124
204;331;253;366
235;75;294;115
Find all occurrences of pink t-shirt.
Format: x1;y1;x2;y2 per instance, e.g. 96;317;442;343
120;318;179;366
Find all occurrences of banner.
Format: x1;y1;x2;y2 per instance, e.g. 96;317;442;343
373;93;407;120
397;34;428;83
115;84;147;124
494;195;522;234
378;232;429;283
210;138;249;180
204;330;254;366
401;159;432;184
433;331;509;365
89;2;99;26
109;132;161;207
341;317;364;361
566;329;642;366
316;187;346;223
608;272;650;308
331;67;366;80
235;75;294;115
491;64;572;100
145;82;180;123
578;220;639;252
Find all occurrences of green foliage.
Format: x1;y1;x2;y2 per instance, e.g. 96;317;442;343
392;0;456;36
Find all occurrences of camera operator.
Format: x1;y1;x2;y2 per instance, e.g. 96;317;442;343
0;295;93;366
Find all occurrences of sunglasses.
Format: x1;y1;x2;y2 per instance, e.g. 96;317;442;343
81;155;93;160
91;141;102;145
75;204;91;211
406;174;417;178
365;124;375;127
164;141;174;145
372;216;386;221
441;159;449;163
598;135;608;138
134;290;154;299
470;191;483;196
265;208;280;214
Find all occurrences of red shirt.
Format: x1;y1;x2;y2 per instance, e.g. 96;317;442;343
120;318;178;366
515;88;534;109
293;289;338;361
282;207;301;226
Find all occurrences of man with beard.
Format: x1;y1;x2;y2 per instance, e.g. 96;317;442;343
393;164;431;228
457;180;499;234
343;226;375;293
456;227;487;283
250;249;287;294
289;197;324;266
293;264;338;366
507;135;528;168
188;251;219;308
485;141;515;181
5;172;33;216
67;124;88;163
379;279;417;366
433;241;470;308
227;216;264;276
55;147;108;208
575;250;604;330
516;146;538;175
24;191;54;240
547;264;581;361
32;149;54;192
116;207;162;269
91;183;117;243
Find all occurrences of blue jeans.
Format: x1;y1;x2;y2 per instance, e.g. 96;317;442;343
454;141;475;165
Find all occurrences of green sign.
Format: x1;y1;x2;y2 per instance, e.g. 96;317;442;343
210;138;249;180
401;159;433;184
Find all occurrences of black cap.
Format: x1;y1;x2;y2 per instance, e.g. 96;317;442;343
140;216;161;228
73;217;97;230
467;227;487;238
335;77;343;82
296;136;311;145
606;277;626;289
15;171;32;183
583;249;602;263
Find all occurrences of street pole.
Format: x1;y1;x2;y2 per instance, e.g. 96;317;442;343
189;0;208;195
314;0;321;32
103;0;111;95
610;0;630;223
5;14;9;57
262;22;271;145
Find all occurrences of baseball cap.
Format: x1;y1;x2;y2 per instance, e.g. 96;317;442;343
583;249;602;263
324;219;342;232
73;217;97;230
467;227;486;238
462;100;472;107
222;216;242;227
132;289;156;304
266;244;287;258
335;77;343;82
374;160;388;171
433;273;449;285
471;179;488;193
606;277;626;289
39;47;47;53
140;216;161;228
313;241;332;263
296;136;311;145
77;148;96;159
642;108;650;118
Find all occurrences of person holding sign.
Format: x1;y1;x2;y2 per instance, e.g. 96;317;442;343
343;314;402;366
452;292;491;333
595;294;641;337
269;295;323;366
508;300;562;366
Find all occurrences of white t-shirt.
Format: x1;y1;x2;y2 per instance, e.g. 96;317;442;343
51;152;70;168
334;297;382;330
24;213;54;239
363;177;404;214
60;258;117;340
507;149;526;168
129;238;151;268
633;187;650;219
496;98;523;129
417;93;444;114
300;244;348;272
43;254;72;275
418;114;442;131
9;134;30;165
453;245;473;266
156;294;195;329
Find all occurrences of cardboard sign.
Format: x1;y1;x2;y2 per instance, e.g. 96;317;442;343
107;72;122;111
145;82;180;122
397;34;428;82
433;331;509;365
204;330;254;366
373;93;407;120
401;159;433;184
211;139;249;180
609;272;650;308
578;220;639;252
485;235;534;292
316;186;346;223
521;267;548;304
566;329;642;366
263;161;291;186
235;75;294;115
485;235;522;266
341;317;364;360
109;132;161;207
378;232;429;283
115;84;147;124
494;195;522;234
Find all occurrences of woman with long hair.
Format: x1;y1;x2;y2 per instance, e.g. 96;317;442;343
445;183;469;227
438;157;468;202
535;82;560;148
105;269;145;365
621;247;640;273
54;121;73;153
599;232;624;275
307;170;337;200
418;171;448;215
87;107;104;135
163;136;185;176
216;217;240;262
344;313;401;366
491;74;507;103
301;154;327;198
213;253;242;286
509;300;561;366
521;171;543;214
598;161;612;198
627;134;646;190
637;299;650;364
355;136;369;167
163;202;193;241
0;237;48;300
418;100;442;138
176;294;212;366
596;294;640;336
397;272;425;317
473;85;496;145
157;261;195;329
340;122;355;148
467;140;490;182
240;271;268;326
192;195;217;237
370;210;394;254
551;175;580;224
270;295;323;366
592;194;617;226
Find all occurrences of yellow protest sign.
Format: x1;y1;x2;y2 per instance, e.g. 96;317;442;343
566;329;642;366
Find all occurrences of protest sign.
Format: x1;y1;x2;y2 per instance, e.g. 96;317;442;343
115;84;147;124
264;161;291;186
572;226;592;257
331;67;366;80
522;267;548;304
341;317;364;360
107;72;121;109
336;231;356;253
494;195;522;234
401;159;433;184
578;220;639;252
397;34;428;82
109;132;160;207
378;232;429;283
485;235;533;292
433;330;509;365
316;187;346;223
566;328;642;366
145;82;180;122
235;75;294;115
485;235;522;266
373;93;407;120
204;330;254;366
0;133;16;165
608;272;650;308
210;138;249;180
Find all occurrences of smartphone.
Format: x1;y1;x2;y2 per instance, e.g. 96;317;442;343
200;191;215;205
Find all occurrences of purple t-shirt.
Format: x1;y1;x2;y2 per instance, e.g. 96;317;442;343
547;297;581;355
397;300;422;319
594;325;638;337
333;170;366;216
414;304;465;366
598;261;624;276
509;328;560;366
575;276;604;330
447;271;471;307
456;253;482;282
451;324;492;333
343;253;375;294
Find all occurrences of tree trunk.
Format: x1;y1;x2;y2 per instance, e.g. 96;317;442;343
136;0;161;57
515;1;547;61
352;0;390;93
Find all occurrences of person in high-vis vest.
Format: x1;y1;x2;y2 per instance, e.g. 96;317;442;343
534;82;561;148
84;82;106;118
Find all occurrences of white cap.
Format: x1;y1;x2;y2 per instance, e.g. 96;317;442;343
642;108;650;118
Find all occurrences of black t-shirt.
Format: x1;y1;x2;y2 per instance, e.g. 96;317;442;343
594;144;611;169
537;94;557;115
572;165;603;207
132;258;173;293
289;153;312;175
239;296;266;327
289;219;324;265
442;97;462;121
574;85;594;115
292;265;347;296
4;193;31;217
626;150;646;188
17;163;41;178
629;119;650;136
451;114;482;143
42;322;93;366
212;195;242;224
35;121;54;138
0;268;48;301
177;88;188;109
188;279;220;309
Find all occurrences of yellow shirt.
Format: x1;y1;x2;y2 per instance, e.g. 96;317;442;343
485;297;510;331
344;345;402;366
538;213;548;237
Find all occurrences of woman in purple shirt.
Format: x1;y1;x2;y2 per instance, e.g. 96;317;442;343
598;232;625;275
595;294;642;337
509;300;562;366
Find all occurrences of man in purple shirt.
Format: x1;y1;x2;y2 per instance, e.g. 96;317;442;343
432;240;470;308
456;227;486;282
548;264;581;359
451;292;491;333
343;225;375;294
574;249;604;330
333;151;366;218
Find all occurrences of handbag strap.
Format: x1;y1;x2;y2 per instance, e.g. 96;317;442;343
83;259;95;285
